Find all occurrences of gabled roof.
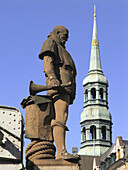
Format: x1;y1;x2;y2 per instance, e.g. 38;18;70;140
100;143;116;162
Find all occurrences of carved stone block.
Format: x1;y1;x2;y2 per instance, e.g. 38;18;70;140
25;95;54;141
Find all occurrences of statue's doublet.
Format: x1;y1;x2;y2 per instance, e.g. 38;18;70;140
39;38;77;104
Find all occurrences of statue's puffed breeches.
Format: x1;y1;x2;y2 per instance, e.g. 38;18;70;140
46;67;76;104
52;93;70;124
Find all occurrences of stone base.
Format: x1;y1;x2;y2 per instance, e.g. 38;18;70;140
27;159;79;170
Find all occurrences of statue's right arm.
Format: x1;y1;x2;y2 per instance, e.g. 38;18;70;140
43;56;60;87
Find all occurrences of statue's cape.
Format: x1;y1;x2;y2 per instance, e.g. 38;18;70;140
39;32;77;76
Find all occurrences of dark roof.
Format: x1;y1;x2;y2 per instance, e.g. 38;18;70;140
100;143;115;162
79;155;100;170
100;140;128;162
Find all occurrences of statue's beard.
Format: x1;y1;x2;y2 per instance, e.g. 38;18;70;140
61;40;66;45
48;32;66;48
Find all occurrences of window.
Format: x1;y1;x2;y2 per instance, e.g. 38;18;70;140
101;126;106;140
91;88;96;99
85;89;88;101
99;88;103;100
82;127;86;141
90;125;96;140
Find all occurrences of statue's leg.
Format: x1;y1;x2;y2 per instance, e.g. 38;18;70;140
52;93;70;159
53;93;70;124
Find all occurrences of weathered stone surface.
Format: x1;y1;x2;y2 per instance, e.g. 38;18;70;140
25;95;54;141
34;166;79;170
29;159;79;170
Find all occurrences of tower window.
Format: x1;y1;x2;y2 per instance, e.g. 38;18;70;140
110;127;112;142
85;89;88;101
91;88;96;99
99;88;103;100
101;126;106;140
82;127;86;141
90;125;96;140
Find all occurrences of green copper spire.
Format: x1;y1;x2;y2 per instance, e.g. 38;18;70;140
79;6;112;157
89;5;102;72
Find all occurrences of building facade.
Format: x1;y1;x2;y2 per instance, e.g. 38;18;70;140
0;105;24;170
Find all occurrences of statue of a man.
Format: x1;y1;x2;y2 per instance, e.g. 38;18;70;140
39;25;77;159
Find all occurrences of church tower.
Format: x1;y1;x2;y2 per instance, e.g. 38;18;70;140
79;6;112;156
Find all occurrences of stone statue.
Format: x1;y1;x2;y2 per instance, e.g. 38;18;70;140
21;26;78;166
38;25;77;159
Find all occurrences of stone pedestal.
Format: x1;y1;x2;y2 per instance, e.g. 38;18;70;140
27;159;79;170
25;95;54;141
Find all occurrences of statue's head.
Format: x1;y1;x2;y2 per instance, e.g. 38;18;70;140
52;25;69;46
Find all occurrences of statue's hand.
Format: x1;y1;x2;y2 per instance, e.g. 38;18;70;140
49;79;60;87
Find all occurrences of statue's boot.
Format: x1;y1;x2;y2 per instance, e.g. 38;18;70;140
51;120;79;160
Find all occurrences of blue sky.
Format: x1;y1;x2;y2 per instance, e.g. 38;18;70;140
0;0;128;165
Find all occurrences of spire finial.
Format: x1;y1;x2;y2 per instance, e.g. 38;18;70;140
94;5;96;17
91;5;98;47
90;5;102;71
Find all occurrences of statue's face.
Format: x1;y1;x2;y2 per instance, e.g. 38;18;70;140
58;30;69;46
